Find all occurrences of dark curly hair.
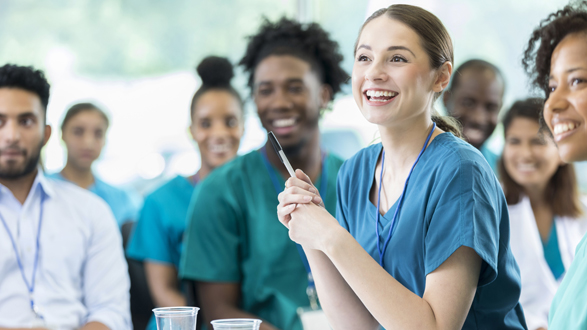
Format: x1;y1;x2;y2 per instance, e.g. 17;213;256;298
0;64;51;116
522;1;587;97
239;17;348;100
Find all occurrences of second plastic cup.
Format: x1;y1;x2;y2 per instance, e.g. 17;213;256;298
153;307;199;330
210;318;262;330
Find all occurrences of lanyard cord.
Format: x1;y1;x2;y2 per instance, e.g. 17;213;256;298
375;122;436;268
0;193;46;318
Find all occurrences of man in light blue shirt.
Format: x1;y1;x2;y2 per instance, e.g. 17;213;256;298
443;59;505;174
0;64;131;330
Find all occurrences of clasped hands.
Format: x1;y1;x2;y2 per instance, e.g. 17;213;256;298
277;169;340;251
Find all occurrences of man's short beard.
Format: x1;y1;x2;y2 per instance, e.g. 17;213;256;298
0;140;43;180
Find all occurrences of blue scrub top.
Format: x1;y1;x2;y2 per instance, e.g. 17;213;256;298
126;175;195;330
126;175;194;268
336;133;527;329
49;172;140;226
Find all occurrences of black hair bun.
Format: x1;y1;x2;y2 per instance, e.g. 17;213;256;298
196;56;234;87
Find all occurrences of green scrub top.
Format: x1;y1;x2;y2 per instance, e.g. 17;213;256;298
549;233;587;329
179;150;343;330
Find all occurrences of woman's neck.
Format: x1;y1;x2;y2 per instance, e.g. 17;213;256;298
265;130;322;182
194;163;211;183
378;115;437;175
61;163;94;189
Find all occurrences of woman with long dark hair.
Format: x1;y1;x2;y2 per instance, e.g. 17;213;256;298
500;98;586;330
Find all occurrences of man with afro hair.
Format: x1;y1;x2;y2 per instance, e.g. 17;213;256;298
180;17;347;330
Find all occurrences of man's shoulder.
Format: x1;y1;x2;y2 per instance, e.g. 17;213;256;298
46;176;112;213
201;151;262;185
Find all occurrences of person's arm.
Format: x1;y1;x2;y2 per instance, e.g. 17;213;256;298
278;171;482;330
197;282;279;330
82;200;132;330
144;262;186;307
286;203;481;330
80;321;110;330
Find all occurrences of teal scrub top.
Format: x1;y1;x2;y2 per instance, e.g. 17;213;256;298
549;233;587;329
49;172;140;226
336;133;527;329
480;142;500;176
126;175;195;330
542;221;565;280
179;150;343;330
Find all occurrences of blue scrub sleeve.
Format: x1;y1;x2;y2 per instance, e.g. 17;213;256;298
335;162;350;232
179;178;243;282
126;195;174;264
424;158;500;287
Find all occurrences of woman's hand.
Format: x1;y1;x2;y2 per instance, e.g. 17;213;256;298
277;169;341;251
287;203;342;251
277;169;323;228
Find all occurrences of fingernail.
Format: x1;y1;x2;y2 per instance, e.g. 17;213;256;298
313;196;321;203
303;196;312;201
309;188;317;194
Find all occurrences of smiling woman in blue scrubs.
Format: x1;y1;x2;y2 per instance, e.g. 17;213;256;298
50;102;139;226
125;56;245;330
277;4;527;330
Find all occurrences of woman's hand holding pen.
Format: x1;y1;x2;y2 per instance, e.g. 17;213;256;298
277;169;342;251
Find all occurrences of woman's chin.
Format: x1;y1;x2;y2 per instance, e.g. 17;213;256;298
559;145;587;163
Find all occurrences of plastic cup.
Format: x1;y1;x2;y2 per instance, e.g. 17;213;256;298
153;307;199;330
210;318;262;330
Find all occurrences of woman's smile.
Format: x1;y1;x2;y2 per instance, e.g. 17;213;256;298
363;89;399;106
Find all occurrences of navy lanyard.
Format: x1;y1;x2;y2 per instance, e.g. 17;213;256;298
375;122;436;268
0;192;46;320
260;145;327;309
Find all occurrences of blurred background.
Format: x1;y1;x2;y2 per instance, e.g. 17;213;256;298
1;0;585;197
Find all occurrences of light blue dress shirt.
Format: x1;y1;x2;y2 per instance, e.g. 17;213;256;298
0;171;131;329
49;172;140;226
336;133;527;329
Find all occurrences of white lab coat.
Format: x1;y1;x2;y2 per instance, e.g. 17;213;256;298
509;196;587;330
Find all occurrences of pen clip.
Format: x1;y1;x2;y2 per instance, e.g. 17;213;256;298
268;131;284;164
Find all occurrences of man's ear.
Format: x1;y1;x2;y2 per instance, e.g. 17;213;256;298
320;84;333;109
43;125;52;146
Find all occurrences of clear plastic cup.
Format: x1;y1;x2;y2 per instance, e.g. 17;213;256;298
153;307;200;330
210;318;262;330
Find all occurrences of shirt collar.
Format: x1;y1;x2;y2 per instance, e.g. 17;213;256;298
34;168;56;199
